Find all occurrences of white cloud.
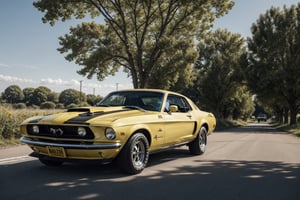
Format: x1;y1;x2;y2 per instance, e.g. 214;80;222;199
40;78;131;90
40;78;80;87
0;74;35;83
0;62;38;69
39;77;132;95
17;64;38;70
0;63;10;68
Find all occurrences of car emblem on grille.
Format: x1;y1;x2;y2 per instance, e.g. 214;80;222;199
50;128;64;135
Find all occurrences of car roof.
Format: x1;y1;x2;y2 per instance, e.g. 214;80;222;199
110;89;185;97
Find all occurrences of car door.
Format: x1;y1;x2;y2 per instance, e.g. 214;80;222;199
163;94;196;145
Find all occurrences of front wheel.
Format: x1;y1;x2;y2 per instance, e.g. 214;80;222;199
117;133;149;174
189;127;207;155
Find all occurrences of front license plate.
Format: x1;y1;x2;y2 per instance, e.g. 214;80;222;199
47;146;66;158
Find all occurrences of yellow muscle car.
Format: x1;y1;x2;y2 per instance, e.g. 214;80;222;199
20;89;216;174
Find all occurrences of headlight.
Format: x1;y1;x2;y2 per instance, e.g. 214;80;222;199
105;127;116;140
32;125;39;134
77;127;87;137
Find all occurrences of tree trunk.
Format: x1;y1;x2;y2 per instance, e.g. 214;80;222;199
131;68;139;89
289;104;298;125
284;108;289;124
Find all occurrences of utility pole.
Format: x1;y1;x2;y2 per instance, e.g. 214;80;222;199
93;88;96;106
116;83;119;91
79;80;83;104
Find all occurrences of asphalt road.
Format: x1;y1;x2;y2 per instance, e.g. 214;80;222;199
1;123;300;200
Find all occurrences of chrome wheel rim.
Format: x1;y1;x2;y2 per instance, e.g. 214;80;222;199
132;140;146;168
199;131;206;152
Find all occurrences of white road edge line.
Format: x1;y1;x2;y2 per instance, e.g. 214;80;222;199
0;156;32;164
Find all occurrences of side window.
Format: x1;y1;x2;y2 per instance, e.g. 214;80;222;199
166;94;192;112
180;97;192;112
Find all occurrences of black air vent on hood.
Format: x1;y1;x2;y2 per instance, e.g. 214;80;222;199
67;108;91;112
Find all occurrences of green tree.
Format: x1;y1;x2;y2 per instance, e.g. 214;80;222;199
86;94;95;106
195;29;247;119
31;86;52;106
34;0;234;89
59;89;86;106
87;94;104;106
245;4;300;125
23;87;35;105
229;86;255;120
48;92;59;104
2;85;24;104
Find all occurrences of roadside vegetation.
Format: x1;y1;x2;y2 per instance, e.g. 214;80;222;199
0;105;63;146
0;85;103;146
273;123;300;137
216;119;249;131
1;1;300;144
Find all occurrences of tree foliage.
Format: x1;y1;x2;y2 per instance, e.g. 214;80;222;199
86;94;103;106
23;87;35;105
194;29;252;119
59;89;86;106
1;85;24;104
245;4;300;125
48;92;59;104
1;85;95;108
33;0;234;89
31;86;52;106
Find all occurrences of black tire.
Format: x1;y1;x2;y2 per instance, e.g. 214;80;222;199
39;158;63;167
117;133;149;174
189;126;207;155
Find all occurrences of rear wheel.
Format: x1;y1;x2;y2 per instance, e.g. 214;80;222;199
189;127;207;155
117;133;149;174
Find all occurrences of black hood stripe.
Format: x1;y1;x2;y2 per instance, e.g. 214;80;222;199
28;117;43;124
64;109;130;124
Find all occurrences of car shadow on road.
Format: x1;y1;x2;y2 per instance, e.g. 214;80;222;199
1;148;300;200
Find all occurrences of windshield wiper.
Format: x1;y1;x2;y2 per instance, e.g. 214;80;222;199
123;106;146;112
96;104;110;107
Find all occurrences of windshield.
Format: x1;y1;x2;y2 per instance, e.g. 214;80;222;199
98;91;164;112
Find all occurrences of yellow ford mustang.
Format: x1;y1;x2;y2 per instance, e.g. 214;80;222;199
20;89;216;174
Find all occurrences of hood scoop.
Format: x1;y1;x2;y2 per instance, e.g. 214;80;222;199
64;109;130;125
67;108;91;112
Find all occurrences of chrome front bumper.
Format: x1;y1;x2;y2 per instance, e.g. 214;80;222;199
20;137;121;150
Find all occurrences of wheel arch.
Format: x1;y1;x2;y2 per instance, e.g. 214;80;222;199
132;129;152;146
201;123;209;133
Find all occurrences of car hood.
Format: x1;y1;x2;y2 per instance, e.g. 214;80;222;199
25;107;153;125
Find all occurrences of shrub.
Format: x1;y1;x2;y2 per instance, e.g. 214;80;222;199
0;107;30;139
40;101;56;109
0;106;60;142
30;105;40;109
56;103;65;109
78;102;90;107
13;103;26;109
66;103;77;108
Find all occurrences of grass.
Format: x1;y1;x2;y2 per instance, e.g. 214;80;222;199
0;106;63;147
0;138;22;148
217;119;300;137
215;119;248;131
273;123;300;137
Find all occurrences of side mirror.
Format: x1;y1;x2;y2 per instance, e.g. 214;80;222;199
169;105;178;113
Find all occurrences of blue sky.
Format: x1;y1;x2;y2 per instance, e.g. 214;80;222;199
0;0;299;96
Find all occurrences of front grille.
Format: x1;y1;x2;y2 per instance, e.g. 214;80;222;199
27;125;94;139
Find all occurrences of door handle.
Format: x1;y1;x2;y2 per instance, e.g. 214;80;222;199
186;114;192;119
